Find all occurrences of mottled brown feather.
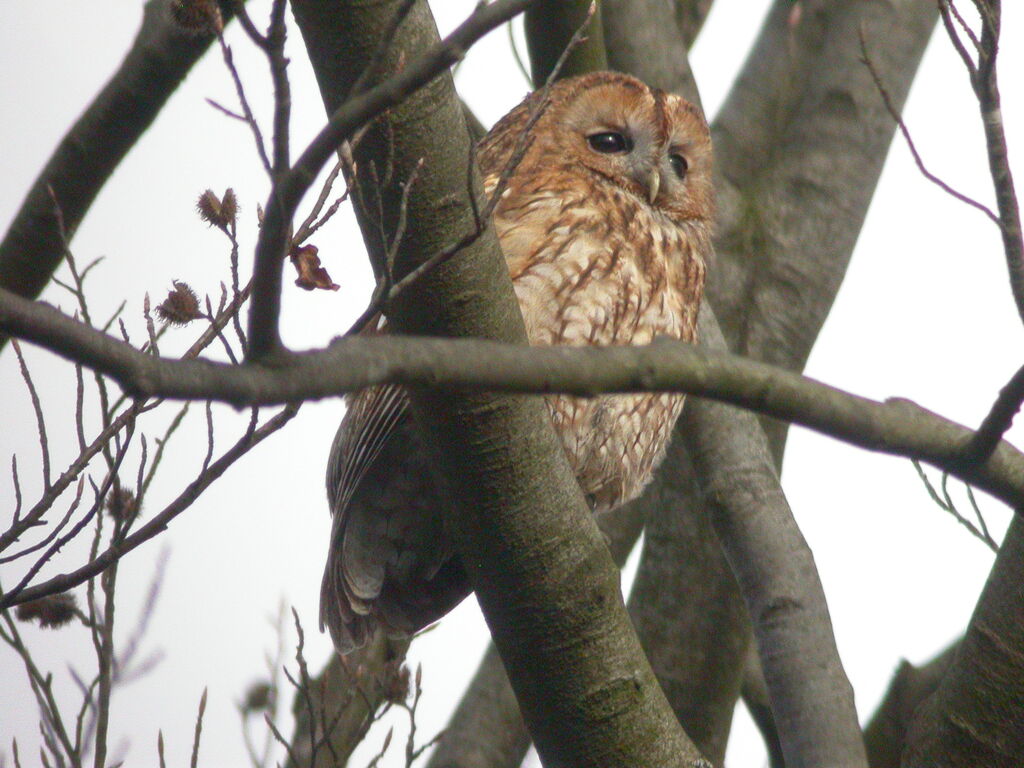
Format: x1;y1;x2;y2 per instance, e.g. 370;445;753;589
321;72;713;652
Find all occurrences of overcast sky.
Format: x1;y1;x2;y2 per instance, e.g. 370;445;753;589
2;2;1023;767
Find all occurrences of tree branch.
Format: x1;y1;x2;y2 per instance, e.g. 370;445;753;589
963;361;1024;467
625;436;749;767
523;0;607;85
939;0;1024;327
0;0;240;351
244;0;538;358
684;305;867;768
902;512;1024;767
674;0;716;49
602;0;703;106
3;288;1023;511
709;0;938;462
424;504;645;768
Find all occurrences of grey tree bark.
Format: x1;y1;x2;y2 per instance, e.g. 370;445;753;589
901;516;1024;767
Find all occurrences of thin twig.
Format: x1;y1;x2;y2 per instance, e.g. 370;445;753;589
266;0;291;177
913;460;998;551
2;423;136;606
11;340;51;488
0;613;81;767
262;713;298;767
937;1;1024;324
230;0;270;48
190;688;208;768
206;98;248;122
140;403;191;499
860;28;1001;226
217;34;273;176
1;406;299;608
0;478;85;565
292;159;348;245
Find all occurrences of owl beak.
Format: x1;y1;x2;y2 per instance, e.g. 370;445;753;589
646;169;662;204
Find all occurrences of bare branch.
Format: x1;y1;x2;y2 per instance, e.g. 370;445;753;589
913;462;999;551
938;0;1024;325
190;688;208;768
0;0;241;350
683;306;867;768
5;290;1024;509
11;340;51;488
245;0;539;358
860;30;1001;226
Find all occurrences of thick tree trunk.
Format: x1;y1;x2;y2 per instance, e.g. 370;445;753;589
901;516;1024;767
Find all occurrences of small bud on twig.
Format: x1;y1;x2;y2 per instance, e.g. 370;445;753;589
15;593;78;629
196;188;238;231
156;281;204;326
169;0;224;35
106;485;139;522
382;660;411;704
241;681;273;714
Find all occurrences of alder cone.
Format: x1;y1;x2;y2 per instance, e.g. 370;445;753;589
321;72;714;652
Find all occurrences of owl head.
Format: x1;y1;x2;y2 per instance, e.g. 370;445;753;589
487;72;714;226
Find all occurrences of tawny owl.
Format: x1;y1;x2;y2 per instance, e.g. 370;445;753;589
321;71;714;653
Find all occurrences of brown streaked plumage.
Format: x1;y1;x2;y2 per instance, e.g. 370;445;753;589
321;72;714;653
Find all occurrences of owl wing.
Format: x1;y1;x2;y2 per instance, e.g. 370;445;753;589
321;382;469;652
326;383;410;516
320;116;537;652
325;110;526;515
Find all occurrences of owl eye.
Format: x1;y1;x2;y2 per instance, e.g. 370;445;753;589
669;153;688;180
587;131;632;154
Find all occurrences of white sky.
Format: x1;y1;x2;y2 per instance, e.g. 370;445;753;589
1;2;1022;767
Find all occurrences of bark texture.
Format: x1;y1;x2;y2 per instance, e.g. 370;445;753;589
862;643;957;768
710;0;938;462
684;305;867;768
901;517;1024;767
603;0;702;106
524;0;607;84
425;505;645;768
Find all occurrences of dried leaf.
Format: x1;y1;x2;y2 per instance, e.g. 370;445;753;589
290;244;340;292
156;281;203;326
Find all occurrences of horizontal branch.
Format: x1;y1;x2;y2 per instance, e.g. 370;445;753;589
3;286;1024;510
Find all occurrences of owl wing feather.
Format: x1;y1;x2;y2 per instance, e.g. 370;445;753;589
320;136;516;651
